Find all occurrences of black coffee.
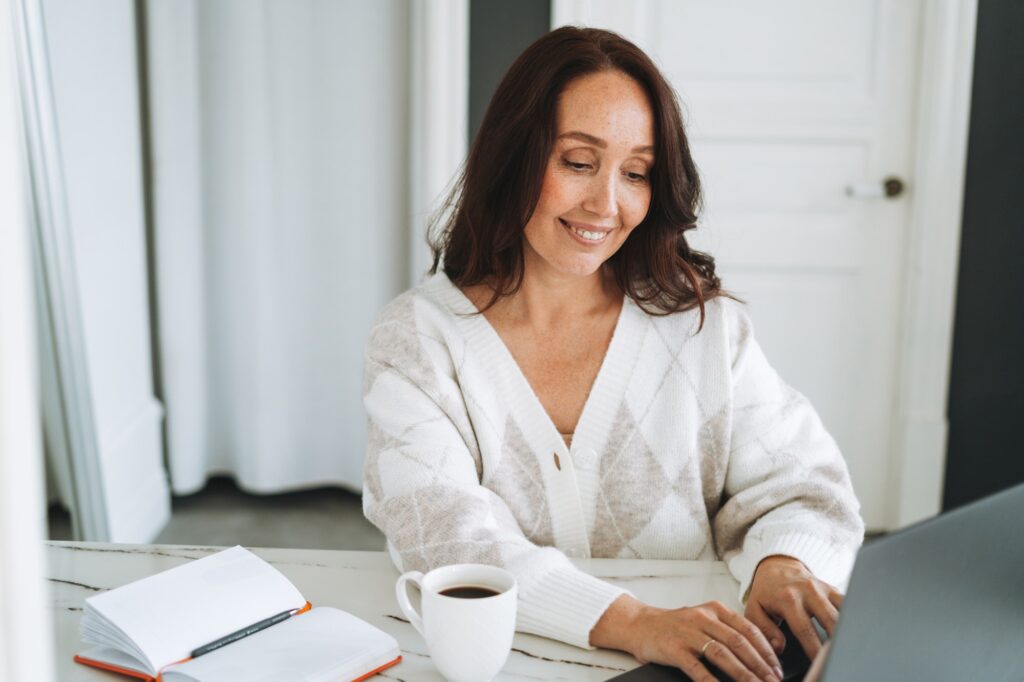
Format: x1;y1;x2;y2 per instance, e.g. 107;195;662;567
439;585;500;599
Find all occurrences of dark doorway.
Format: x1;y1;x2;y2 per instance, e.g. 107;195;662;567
468;0;551;144
944;0;1024;510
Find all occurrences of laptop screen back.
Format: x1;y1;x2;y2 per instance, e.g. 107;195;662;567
822;483;1024;681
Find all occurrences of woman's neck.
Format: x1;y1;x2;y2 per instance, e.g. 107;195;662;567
513;266;617;327
470;247;621;332
459;244;624;329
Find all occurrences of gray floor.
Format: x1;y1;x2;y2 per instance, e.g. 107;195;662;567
48;476;386;551
49;480;884;550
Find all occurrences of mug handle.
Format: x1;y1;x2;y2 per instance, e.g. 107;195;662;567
395;571;426;637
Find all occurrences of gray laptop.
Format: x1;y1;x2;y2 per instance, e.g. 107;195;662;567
820;481;1024;681
612;482;1024;681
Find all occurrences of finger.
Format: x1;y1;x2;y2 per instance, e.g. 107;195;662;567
744;600;788;656
806;589;841;637
676;653;723;682
827;588;844;610
779;599;823;660
706;620;781;682
727;606;784;670
702;638;764;682
805;640;831;682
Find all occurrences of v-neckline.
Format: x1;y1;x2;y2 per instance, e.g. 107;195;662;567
430;272;645;456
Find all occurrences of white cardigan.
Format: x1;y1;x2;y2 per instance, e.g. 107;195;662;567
362;272;864;649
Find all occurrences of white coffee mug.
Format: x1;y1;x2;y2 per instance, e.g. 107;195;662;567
395;564;517;682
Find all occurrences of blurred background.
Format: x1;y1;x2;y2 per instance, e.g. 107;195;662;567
22;0;1022;550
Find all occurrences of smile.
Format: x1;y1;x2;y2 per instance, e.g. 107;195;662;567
560;218;611;245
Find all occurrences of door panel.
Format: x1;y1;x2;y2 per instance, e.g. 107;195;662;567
557;0;922;528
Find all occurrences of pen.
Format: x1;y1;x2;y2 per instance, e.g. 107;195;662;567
189;607;300;658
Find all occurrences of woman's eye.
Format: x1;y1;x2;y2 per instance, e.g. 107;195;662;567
626;171;648;183
563;160;592;171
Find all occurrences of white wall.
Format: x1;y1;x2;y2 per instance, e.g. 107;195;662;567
41;0;170;541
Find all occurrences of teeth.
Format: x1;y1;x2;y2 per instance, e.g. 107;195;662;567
569;225;606;241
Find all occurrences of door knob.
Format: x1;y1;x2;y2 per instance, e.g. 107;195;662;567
845;176;906;199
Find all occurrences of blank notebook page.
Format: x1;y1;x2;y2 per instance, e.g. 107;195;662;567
85;546;306;669
162;607;400;682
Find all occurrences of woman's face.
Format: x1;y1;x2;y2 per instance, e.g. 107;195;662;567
522;70;655;280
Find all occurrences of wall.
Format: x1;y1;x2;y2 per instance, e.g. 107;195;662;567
944;0;1024;509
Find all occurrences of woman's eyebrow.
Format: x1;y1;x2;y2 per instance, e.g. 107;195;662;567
558;130;654;155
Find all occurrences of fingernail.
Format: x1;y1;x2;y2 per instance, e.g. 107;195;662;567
774;665;784;679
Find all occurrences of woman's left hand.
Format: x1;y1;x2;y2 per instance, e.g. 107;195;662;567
743;555;842;660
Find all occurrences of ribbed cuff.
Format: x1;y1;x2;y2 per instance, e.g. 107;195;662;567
516;566;631;650
729;531;860;604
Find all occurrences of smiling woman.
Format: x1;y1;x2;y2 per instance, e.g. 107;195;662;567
525;71;654;279
430;26;721;321
364;26;863;682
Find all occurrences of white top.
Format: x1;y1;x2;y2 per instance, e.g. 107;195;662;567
362;272;864;649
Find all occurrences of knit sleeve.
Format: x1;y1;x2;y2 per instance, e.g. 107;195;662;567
361;308;627;650
710;302;865;602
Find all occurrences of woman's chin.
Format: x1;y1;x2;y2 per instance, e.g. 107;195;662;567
549;254;608;279
522;237;615;280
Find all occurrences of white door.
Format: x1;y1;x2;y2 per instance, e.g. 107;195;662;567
554;1;923;530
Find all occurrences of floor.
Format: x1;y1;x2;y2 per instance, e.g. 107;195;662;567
47;476;386;551
49;478;884;549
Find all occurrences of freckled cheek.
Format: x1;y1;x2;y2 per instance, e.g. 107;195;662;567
536;176;578;219
621;190;652;234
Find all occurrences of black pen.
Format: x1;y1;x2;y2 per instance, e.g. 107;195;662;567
189;607;301;659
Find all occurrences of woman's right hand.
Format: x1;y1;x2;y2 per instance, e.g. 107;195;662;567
590;594;784;682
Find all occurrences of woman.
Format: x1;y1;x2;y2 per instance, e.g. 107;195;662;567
362;27;863;682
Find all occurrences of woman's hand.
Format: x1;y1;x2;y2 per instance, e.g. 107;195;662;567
590;594;784;682
744;555;843;660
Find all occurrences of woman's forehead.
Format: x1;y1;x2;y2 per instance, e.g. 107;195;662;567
556;71;654;150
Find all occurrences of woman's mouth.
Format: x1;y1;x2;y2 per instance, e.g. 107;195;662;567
560;218;610;245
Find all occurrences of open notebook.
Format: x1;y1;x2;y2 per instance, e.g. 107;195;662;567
74;546;401;682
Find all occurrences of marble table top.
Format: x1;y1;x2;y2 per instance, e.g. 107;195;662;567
47;542;743;681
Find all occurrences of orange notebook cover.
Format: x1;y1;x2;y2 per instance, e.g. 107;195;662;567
73;649;402;682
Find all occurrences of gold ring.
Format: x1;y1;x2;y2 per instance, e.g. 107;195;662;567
700;638;717;658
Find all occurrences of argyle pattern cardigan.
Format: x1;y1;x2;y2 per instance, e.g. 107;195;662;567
362;272;864;649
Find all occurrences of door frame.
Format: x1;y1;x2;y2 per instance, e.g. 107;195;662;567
889;0;978;529
13;0;111;541
408;0;469;285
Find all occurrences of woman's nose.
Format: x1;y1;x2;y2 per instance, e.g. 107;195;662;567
581;171;619;219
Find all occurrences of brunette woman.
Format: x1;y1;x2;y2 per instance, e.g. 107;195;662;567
362;27;863;682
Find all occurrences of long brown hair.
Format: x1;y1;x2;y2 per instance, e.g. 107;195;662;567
429;26;725;326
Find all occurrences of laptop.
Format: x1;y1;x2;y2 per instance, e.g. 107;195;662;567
611;482;1024;681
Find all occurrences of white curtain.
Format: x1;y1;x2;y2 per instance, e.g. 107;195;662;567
146;0;411;495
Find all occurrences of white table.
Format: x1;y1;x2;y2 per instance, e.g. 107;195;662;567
48;542;743;681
